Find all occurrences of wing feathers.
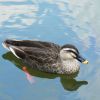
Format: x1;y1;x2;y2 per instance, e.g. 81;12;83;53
9;46;26;59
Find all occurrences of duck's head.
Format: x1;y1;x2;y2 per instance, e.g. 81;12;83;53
60;44;88;64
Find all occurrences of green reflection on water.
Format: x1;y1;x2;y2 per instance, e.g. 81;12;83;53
2;52;88;91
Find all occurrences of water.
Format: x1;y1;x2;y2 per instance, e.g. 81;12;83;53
0;0;100;100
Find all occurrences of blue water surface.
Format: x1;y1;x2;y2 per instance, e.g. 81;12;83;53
0;0;100;100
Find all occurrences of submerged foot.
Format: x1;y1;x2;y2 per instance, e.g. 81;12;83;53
22;66;35;84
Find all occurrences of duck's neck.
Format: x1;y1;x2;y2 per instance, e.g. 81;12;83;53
61;59;80;74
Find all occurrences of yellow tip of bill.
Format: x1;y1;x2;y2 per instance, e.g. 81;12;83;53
82;60;88;64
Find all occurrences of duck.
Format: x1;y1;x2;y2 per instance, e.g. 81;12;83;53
2;39;88;74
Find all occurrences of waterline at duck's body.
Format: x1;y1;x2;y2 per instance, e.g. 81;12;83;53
2;39;88;75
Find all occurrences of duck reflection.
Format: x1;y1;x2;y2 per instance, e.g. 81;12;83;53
2;52;88;91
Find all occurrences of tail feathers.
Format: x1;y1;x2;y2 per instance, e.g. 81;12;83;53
9;46;26;59
2;39;16;50
2;42;9;50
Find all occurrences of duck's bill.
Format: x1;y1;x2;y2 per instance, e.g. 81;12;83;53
77;55;88;64
82;60;88;64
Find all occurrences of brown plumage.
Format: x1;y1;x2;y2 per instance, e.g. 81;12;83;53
2;39;88;74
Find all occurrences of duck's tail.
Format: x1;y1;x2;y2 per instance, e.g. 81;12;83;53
2;39;26;59
2;39;11;50
2;39;19;49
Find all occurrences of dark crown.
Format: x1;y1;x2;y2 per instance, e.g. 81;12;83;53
61;44;79;54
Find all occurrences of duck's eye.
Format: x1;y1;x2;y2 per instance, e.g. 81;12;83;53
65;50;77;58
70;52;76;58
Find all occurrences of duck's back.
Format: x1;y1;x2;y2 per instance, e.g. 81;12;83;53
3;39;61;72
4;39;60;50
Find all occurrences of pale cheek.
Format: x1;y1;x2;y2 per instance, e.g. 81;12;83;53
66;54;73;59
71;53;76;58
60;51;74;60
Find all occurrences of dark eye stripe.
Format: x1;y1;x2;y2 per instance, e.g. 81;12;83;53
66;50;78;57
